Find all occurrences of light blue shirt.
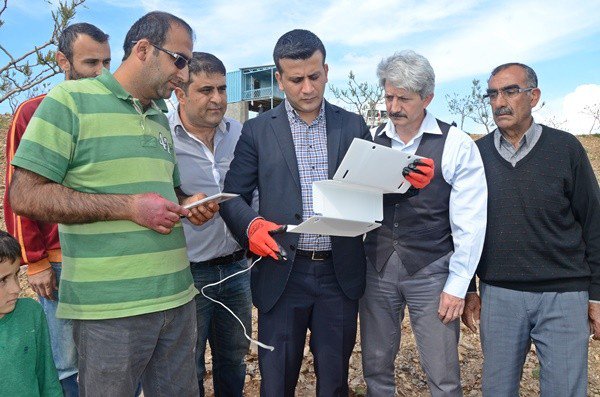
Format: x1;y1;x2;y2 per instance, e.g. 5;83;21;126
169;110;243;262
284;99;331;251
493;121;542;166
379;111;488;298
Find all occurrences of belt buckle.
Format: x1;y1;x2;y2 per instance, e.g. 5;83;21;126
311;250;322;261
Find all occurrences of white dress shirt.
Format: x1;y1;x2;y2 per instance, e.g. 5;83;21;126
380;111;488;297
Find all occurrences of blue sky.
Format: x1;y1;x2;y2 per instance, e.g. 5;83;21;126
2;0;600;133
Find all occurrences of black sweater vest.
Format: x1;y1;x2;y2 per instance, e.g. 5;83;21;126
364;120;453;275
475;126;592;293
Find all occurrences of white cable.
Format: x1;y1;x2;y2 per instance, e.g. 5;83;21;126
200;256;275;351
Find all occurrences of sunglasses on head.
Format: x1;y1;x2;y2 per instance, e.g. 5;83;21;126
132;41;190;70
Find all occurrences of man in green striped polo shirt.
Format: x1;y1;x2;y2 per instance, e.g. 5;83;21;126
9;11;218;396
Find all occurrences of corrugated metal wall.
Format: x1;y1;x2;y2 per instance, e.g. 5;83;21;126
226;70;242;103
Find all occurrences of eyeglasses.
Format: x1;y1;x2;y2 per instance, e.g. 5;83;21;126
132;41;190;70
483;85;535;101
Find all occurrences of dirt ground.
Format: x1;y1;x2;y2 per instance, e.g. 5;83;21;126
1;113;599;396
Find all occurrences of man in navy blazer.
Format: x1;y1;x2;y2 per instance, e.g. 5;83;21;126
220;29;371;396
221;32;434;396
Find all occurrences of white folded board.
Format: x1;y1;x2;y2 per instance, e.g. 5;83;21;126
287;138;420;237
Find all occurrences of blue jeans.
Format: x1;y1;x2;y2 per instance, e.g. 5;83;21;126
38;262;78;397
191;258;252;397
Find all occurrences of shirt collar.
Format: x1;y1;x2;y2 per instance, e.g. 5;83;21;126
378;110;440;143
284;98;326;125
494;120;539;150
169;107;230;138
97;68;167;113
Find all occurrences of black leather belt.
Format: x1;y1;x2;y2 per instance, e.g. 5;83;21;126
191;250;246;267
295;249;332;261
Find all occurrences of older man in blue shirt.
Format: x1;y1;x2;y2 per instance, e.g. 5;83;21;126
169;52;250;397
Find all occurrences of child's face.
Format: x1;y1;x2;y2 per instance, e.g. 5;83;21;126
0;258;21;318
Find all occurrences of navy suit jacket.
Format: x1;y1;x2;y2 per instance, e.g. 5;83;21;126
221;101;371;313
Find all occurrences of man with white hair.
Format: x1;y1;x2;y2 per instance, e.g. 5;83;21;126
360;50;487;396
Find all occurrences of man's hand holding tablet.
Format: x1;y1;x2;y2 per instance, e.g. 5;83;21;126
183;193;239;210
180;193;239;225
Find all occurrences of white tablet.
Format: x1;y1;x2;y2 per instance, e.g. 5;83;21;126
183;193;239;210
333;138;422;194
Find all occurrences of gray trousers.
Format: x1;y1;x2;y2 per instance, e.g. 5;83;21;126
360;252;462;397
480;283;589;397
73;300;199;397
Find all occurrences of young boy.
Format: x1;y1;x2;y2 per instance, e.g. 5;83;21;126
0;230;63;397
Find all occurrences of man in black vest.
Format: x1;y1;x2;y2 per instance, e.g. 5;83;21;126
360;50;487;396
462;63;600;396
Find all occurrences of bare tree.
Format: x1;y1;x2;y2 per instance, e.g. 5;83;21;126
445;79;496;133
445;92;474;130
0;0;86;109
544;115;568;130
466;79;495;134
582;103;600;134
329;71;383;116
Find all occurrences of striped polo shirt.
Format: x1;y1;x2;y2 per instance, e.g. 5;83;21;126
12;69;196;320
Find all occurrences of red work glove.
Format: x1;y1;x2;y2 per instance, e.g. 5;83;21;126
403;158;435;189
248;219;282;260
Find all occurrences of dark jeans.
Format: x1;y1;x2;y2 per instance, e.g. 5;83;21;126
73;300;198;397
191;258;252;397
60;373;79;397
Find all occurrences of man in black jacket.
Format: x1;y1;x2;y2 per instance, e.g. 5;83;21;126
462;62;600;396
221;33;433;396
220;30;371;397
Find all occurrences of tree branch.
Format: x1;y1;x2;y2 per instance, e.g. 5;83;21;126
0;0;8;19
582;104;600;134
0;71;60;103
0;0;86;105
0;41;55;75
329;70;383;122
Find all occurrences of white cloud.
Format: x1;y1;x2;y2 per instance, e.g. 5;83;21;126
312;0;479;46
327;53;381;84
84;0;600;86
425;0;600;82
537;84;600;134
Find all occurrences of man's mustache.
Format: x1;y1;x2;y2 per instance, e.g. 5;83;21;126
389;112;407;118
494;107;512;116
